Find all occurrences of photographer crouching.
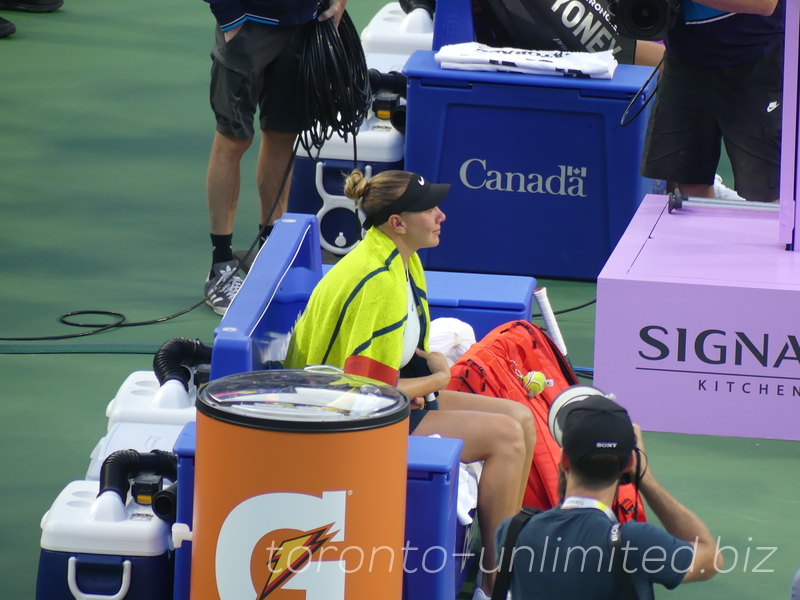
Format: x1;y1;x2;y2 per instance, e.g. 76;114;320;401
494;394;722;599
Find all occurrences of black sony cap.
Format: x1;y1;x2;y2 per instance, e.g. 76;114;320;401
562;395;636;474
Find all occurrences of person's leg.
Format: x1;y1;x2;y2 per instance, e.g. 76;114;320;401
412;407;528;597
641;54;721;196
667;181;714;198
256;27;305;231
207;132;253;236
716;45;782;203
204;130;251;315
437;390;535;507
204;22;261;312
203;22;292;309
256;129;297;227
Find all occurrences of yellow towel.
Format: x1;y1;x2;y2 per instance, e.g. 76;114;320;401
285;227;430;385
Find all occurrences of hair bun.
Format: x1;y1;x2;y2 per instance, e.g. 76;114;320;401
344;169;370;201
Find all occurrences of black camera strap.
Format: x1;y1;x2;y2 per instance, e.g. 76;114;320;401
492;506;541;600
492;507;640;600
609;522;640;600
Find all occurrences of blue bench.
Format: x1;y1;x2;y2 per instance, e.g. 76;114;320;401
192;213;535;600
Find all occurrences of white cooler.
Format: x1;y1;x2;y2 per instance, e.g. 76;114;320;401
105;370;196;429
361;2;434;55
86;422;185;481
36;480;174;600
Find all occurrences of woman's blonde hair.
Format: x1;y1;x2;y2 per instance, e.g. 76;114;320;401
344;169;413;223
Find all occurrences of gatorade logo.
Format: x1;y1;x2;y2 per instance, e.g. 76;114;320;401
216;491;348;600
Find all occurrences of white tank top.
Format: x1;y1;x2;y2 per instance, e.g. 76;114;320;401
400;276;419;368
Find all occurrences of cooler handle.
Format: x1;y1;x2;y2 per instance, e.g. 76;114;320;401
314;161;369;256
68;556;132;600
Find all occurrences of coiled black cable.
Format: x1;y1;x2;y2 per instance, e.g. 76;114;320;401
296;8;371;158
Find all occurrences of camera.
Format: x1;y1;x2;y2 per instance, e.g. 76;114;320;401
547;385;616;446
609;0;681;41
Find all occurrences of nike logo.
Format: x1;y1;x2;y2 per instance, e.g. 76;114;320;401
767;101;779;113
418;176;425;185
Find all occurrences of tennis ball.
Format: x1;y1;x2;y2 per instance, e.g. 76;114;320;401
521;370;548;398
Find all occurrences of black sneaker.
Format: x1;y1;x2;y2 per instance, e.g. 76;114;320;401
0;16;15;37
0;0;63;12
204;260;244;316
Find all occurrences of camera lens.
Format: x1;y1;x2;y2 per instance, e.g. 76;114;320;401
629;0;662;30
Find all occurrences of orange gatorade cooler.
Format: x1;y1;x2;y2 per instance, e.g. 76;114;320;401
192;369;410;600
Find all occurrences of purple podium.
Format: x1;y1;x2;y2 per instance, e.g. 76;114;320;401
594;195;800;440
594;3;800;441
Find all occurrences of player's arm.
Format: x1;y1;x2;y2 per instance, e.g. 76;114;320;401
693;0;779;16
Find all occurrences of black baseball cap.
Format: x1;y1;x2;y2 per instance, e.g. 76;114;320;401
561;395;636;473
365;173;450;228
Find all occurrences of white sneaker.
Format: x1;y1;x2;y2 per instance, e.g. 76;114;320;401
204;260;244;316
472;588;491;600
714;174;746;201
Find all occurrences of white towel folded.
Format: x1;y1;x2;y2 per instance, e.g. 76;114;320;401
435;42;618;79
427;434;481;526
457;461;482;526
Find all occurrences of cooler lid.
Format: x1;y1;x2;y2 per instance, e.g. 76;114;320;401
312;114;405;163
197;368;410;432
39;481;171;556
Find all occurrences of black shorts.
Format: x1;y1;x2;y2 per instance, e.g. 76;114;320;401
209;21;306;139
640;45;783;202
409;398;439;433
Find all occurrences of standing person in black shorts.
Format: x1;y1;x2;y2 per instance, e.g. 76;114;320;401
641;0;784;203
202;0;347;315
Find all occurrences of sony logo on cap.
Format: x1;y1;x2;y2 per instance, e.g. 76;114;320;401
596;442;618;448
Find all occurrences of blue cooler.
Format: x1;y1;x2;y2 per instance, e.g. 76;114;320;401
404;50;656;280
36;480;173;600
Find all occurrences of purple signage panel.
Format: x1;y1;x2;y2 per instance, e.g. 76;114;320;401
595;195;800;441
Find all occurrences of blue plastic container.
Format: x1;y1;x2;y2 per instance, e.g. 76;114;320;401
404;435;475;600
172;423;197;600
404;50;656;280
425;270;535;339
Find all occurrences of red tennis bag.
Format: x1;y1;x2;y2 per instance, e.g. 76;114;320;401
446;320;645;523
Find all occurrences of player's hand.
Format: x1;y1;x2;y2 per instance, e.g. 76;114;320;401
415;348;451;390
223;24;243;42
410;396;426;410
